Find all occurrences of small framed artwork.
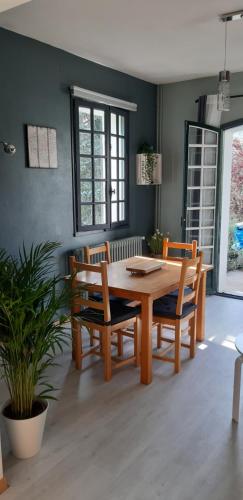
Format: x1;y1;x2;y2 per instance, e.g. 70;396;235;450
27;125;58;168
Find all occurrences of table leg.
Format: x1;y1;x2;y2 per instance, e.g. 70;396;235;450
140;296;153;385
197;272;206;341
232;355;243;423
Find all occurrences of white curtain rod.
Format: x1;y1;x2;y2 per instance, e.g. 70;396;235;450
70;85;137;112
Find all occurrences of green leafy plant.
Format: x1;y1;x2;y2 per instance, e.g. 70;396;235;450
227;224;239;271
137;143;157;184
147;229;168;256
0;242;70;419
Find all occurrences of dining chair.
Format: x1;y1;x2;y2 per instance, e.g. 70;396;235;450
70;260;141;381
162;237;197;261
84;241;111;264
162;237;198;301
152;252;203;373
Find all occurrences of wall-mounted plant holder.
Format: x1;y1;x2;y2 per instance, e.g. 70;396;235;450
136;153;162;185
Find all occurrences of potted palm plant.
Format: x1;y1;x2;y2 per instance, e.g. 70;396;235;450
0;242;69;459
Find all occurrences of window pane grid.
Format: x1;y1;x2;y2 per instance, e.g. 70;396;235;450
186;125;218;263
76;101;128;230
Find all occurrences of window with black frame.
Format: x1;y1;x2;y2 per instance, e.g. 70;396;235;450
73;98;129;232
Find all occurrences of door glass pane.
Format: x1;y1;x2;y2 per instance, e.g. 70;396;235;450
80;157;92;178
80;132;91;155
186;209;200;228
187;189;200;207
111;159;117;179
79;107;91;130
111;136;117;157
111;203;118;222
204;147;216;166
188;127;202;145
202;189;215;207
119;181;125;200
94;158;106;179
119;160;125;179
189;147;202;166
119;202;125;221
201;228;214;246
203;168;216;187
94;109;105;132
94;134;105;156
188;168;201;187
81;181;92;202
110;113;117;134
201;247;213;265
111;181;117;200
81;205;92;226
94;181;106;202
95;204;106;225
119;115;125;136
119;138;125;158
204;130;217;145
186;229;199;243
201;209;214;227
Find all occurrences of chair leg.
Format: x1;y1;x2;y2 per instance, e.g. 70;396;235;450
134;318;141;367
157;323;162;349
71;318;76;361
189;313;196;359
74;322;82;370
174;320;181;374
117;331;123;357
103;330;112;381
90;328;94;346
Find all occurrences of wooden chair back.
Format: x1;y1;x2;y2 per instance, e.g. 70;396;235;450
176;252;203;316
69;257;111;323
162;238;197;261
84;241;111;264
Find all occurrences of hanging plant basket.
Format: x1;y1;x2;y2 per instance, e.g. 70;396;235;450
136;147;162;185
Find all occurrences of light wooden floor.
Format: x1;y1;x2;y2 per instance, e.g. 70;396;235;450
1;296;243;500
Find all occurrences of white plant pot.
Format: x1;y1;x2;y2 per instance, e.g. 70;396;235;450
2;400;48;459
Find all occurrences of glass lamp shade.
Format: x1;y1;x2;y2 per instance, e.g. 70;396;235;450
217;70;230;111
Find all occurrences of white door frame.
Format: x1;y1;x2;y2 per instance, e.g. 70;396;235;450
218;124;243;294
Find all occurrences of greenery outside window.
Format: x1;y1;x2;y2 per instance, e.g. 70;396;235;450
73;98;129;232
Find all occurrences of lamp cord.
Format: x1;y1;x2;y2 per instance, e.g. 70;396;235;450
224;21;228;71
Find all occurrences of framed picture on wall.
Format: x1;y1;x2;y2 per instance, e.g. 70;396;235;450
26;125;58;168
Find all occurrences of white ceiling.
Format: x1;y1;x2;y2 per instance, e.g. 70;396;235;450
1;0;243;83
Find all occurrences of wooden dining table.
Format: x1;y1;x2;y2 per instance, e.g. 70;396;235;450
71;256;212;385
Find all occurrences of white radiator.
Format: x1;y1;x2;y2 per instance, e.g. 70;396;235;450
73;236;145;264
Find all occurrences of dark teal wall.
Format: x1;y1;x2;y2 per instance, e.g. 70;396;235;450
0;28;157;271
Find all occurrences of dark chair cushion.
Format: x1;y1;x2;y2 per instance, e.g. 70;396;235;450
164;287;193;301
90;292;131;306
153;296;197;320
75;302;141;326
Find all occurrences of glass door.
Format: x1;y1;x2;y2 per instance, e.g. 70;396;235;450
184;121;220;267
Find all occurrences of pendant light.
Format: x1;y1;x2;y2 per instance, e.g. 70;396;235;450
217;20;230;111
217;10;243;112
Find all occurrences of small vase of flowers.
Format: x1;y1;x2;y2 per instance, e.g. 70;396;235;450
147;229;169;258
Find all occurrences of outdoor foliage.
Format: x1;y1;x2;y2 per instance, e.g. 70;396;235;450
0;242;70;419
227;135;243;269
230;136;243;222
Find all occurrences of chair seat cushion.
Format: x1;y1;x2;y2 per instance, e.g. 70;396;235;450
75;302;141;326
90;292;130;306
153;296;197;320
165;286;193;301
